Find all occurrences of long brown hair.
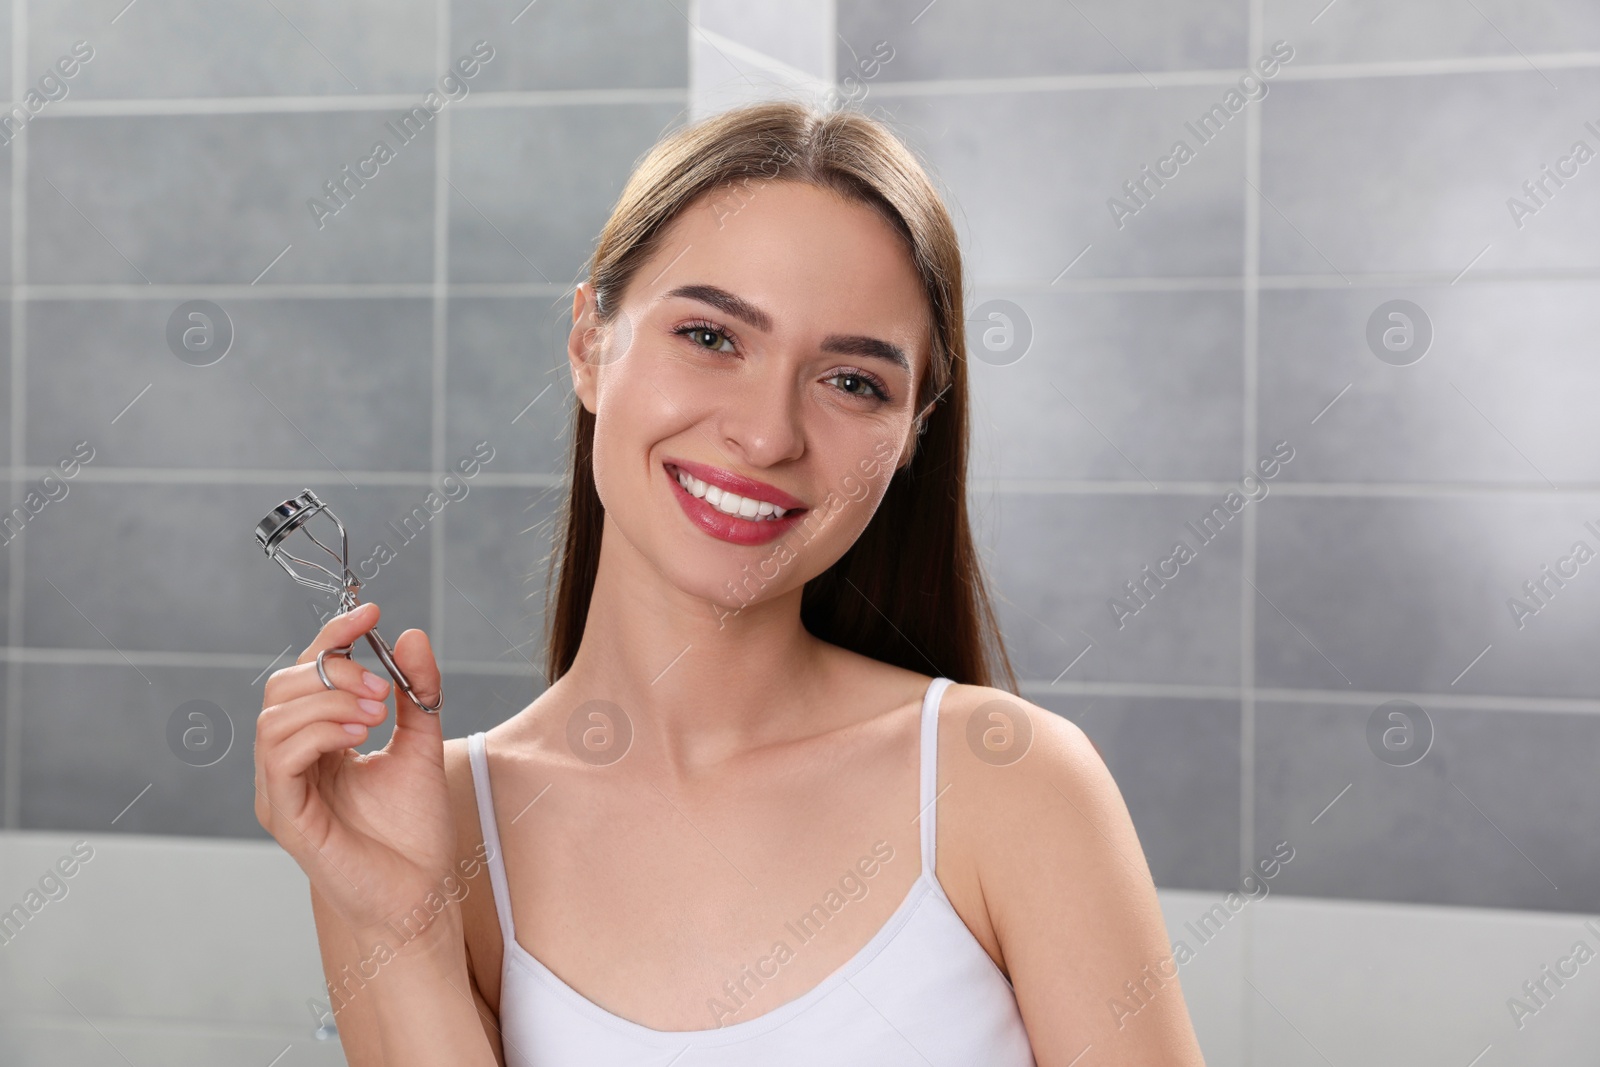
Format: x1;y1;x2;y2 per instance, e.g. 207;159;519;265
542;99;1017;694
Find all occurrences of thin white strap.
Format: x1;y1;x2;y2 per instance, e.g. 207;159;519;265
918;677;954;879
466;732;517;946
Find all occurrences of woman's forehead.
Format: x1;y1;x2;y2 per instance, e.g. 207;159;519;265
632;182;930;350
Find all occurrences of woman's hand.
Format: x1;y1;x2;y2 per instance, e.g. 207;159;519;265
254;602;456;945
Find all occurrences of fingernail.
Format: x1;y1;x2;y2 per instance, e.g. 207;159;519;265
343;722;366;735
361;670;388;695
357;698;386;717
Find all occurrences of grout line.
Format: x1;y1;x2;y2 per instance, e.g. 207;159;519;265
6;642;1597;713
3;0;24;831
14;465;1600;498
1021;679;1600;714
432;0;450;670
5;265;1600;302
43;86;688;117
1;465;572;486
974;479;1600;498
13;48;1597;121
1240;3;1263;1058
858;48;1600;97
11;283;561;299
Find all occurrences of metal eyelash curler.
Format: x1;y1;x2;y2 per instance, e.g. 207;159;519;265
253;489;443;714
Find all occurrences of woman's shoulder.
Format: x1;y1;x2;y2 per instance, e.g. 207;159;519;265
933;682;1100;784
932;681;1116;863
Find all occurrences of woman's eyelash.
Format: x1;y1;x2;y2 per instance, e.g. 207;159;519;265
674;319;739;352
672;319;892;402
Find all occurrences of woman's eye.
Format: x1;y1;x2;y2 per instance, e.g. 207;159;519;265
680;325;735;353
827;372;888;402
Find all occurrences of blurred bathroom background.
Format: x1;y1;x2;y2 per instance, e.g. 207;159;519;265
0;0;1596;1063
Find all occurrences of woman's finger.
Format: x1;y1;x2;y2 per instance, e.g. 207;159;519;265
294;601;382;667
265;646;392;708
265;719;375;788
257;687;389;749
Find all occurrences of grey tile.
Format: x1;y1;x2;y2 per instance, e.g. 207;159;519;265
29;113;435;284
27;299;432;471
1254;700;1600;912
19;663;268;837
872;88;1246;281
838;0;1247;80
25;482;433;657
1255;496;1600;699
30;0;434;98
983;491;1243;687
1264;0;1600;65
448;103;687;283
0;0;13;105
968;288;1243;482
438;485;563;672
445;297;576;477
1038;693;1240;891
342;668;542;757
1260;70;1600;276
452;0;688;91
1260;281;1600;486
438;669;543;741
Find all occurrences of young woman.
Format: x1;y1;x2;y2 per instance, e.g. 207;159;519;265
255;100;1206;1066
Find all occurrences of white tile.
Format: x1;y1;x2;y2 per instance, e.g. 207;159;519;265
0;832;329;1031
688;36;829;123
1157;888;1246;1067
1249;894;1600;1066
698;0;832;79
0;1019;348;1067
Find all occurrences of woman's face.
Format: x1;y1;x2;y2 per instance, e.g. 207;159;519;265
567;179;931;620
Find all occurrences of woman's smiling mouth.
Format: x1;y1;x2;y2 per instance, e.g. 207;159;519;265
663;459;809;546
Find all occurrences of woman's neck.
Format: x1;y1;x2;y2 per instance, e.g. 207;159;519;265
556;518;833;777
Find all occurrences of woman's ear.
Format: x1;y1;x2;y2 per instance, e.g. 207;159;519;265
567;283;602;414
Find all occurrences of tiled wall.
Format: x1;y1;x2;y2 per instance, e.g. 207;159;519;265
1;0;1597;1063
0;0;692;840
829;0;1600;918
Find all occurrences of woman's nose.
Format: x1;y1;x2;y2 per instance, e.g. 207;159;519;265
713;363;806;467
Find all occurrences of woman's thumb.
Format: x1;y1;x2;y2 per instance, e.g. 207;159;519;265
388;627;444;743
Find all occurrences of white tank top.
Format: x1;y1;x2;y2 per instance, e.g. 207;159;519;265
466;676;1038;1065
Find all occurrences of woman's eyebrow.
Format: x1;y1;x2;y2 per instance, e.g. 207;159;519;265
663;283;909;372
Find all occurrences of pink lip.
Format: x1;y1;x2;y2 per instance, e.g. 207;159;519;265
663;457;808;511
663;459;809;547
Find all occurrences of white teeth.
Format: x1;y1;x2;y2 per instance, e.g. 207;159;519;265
672;467;788;520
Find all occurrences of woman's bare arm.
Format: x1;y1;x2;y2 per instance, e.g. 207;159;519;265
310;881;505;1067
946;687;1208;1066
253;604;504;1066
